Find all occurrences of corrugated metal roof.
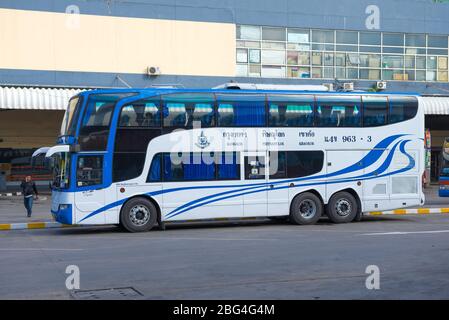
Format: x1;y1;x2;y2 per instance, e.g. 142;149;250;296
421;97;449;115
1;86;449;115
0;86;84;110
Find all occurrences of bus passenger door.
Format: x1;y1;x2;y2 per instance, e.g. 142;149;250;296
267;151;290;216
74;154;106;224
242;152;268;217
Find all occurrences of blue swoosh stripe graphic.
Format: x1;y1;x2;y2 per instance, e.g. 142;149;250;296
166;139;415;219
78;134;412;223
165;135;406;218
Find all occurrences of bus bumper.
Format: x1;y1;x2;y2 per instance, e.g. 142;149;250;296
51;204;73;225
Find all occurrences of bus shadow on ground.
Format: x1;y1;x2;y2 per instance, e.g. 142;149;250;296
52;215;415;236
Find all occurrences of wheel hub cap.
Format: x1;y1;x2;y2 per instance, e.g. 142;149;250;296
129;205;150;226
298;200;317;219
335;199;352;217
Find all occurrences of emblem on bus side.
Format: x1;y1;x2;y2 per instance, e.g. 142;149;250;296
195;131;210;149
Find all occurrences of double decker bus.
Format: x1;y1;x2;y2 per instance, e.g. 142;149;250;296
439;137;449;197
34;84;425;232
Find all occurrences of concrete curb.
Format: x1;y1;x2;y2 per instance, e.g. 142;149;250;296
368;208;449;215
0;192;22;197
0;221;75;231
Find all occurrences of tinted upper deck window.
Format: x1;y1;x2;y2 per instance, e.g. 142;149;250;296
363;96;388;127
389;96;418;124
162;93;215;128
78;93;135;151
316;95;361;127
119;98;161;127
268;95;314;127
216;94;266;127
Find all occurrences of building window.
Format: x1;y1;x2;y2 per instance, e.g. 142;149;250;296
236;25;449;82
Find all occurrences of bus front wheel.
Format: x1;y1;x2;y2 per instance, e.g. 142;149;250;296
120;197;157;232
290;192;323;225
326;191;358;224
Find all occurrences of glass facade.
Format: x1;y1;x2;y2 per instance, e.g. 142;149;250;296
236;25;449;82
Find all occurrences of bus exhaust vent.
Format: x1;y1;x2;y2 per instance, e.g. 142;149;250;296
70;287;144;300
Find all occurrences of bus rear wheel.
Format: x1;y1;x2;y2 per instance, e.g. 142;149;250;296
326;191;358;224
120;197;157;232
290;192;323;225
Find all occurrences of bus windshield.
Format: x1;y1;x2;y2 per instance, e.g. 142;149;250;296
61;96;82;136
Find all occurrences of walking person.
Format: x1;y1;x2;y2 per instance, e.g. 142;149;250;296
20;176;38;218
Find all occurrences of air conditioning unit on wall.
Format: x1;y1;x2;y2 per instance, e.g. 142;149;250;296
343;82;354;91
376;81;387;90
147;66;161;76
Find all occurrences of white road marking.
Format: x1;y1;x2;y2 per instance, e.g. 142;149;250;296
360;230;449;236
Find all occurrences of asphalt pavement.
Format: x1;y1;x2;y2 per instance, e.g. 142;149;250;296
1;185;448;224
1;184;449;300
0;214;448;299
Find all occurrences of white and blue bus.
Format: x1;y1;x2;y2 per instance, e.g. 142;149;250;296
34;85;425;232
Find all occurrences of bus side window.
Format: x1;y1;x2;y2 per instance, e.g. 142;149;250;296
183;153;216;181
147;152;241;182
316;96;361;127
79;93;134;151
268;95;314;127
114;99;161;183
269;151;324;179
269;151;287;179
363;96;388;127
217;152;240;180
164;103;186;127
389;96;418;124
76;155;103;187
162;93;215;128
217;104;235;126
119;100;161;127
216;94;266;127
163;153;183;181
147;154;162;182
286;151;324;178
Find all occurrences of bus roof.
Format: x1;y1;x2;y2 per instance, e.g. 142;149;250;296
77;87;421;97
